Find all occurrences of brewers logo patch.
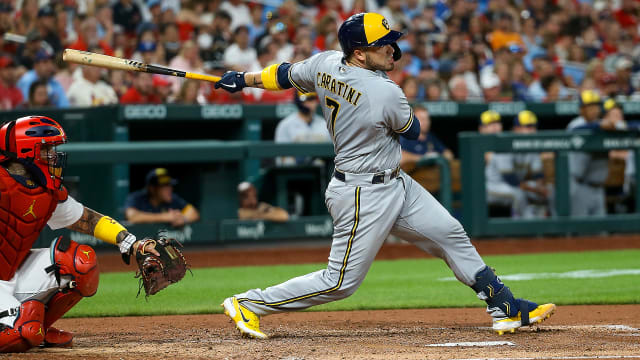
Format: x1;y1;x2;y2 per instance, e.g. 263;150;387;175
382;18;389;30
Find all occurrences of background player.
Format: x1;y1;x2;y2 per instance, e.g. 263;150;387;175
215;12;555;339
0;116;157;352
566;90;608;216
485;110;553;218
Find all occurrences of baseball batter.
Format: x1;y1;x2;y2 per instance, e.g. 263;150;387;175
215;12;555;339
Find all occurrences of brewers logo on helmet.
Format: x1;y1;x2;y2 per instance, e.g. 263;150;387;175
338;13;404;61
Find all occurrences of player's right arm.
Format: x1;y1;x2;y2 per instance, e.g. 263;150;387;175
214;52;328;93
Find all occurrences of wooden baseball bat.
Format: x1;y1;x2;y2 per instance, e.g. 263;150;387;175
62;48;221;83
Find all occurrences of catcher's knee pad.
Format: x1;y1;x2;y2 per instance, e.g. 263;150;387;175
0;300;45;352
51;236;99;297
43;291;83;330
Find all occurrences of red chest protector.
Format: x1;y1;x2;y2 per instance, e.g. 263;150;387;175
0;167;67;281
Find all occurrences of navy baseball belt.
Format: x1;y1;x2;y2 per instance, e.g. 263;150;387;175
333;167;400;185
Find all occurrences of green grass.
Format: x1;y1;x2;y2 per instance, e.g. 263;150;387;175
67;249;640;318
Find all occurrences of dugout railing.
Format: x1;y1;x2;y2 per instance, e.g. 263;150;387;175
460;130;640;237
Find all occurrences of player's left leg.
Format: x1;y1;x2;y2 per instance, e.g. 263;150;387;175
391;173;555;334
224;176;406;338
14;237;99;347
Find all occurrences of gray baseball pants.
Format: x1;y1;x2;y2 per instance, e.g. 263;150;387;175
236;170;486;316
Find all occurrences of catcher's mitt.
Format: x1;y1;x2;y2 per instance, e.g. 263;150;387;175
134;232;189;297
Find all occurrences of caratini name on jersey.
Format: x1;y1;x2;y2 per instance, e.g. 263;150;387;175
316;72;363;106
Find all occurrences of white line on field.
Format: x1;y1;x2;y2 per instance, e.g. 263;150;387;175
426;341;515;347
455;356;640;360
467;324;639;332
439;269;640;281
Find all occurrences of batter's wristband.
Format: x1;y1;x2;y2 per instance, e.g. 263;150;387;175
94;216;127;246
261;64;282;90
119;233;137;255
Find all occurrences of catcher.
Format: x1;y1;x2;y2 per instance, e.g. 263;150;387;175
0;116;187;353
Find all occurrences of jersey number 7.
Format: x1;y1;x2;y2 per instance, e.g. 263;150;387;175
325;96;341;138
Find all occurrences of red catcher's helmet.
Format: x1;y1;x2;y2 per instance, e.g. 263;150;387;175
0;116;67;190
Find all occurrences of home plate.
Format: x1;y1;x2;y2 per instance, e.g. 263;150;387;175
426;341;515;347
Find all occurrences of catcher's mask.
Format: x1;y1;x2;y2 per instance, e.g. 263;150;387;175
0;116;67;190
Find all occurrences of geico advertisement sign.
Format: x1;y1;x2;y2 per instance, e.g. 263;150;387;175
124;105;167;119
123;105;243;119
201;105;243;119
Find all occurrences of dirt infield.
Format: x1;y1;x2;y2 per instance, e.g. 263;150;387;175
9;234;640;359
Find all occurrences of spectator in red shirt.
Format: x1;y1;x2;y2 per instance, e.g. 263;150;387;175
120;72;161;104
68;17;114;56
614;0;639;33
0;56;24;110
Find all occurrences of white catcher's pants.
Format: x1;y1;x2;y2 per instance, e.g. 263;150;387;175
0;244;71;327
236;171;486;316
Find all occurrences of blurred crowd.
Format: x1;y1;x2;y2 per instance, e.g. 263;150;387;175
0;0;640;110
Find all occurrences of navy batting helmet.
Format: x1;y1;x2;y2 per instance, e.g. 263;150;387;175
338;13;403;61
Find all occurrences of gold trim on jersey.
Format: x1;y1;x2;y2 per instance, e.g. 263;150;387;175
288;67;307;94
238;187;361;307
395;108;414;133
316;72;362;106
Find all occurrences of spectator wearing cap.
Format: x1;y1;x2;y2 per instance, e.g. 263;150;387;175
120;72;162;104
153;74;173;103
566;90;609;216
614;57;636;97
237;181;289;222
0;56;24;109
275;91;330;166
480;71;503;102
268;20;294;63
34;5;63;55
598;73;618;99
16;48;69;108
15;29;44;70
486;110;552;218
131;33;160;65
478;110;503;163
125;168;200;227
400;105;454;168
66;49;118;107
113;0;143;36
223;26;257;72
197;10;232;74
68;17;115;57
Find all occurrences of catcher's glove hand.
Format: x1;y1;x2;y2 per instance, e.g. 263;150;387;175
134;232;189;297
